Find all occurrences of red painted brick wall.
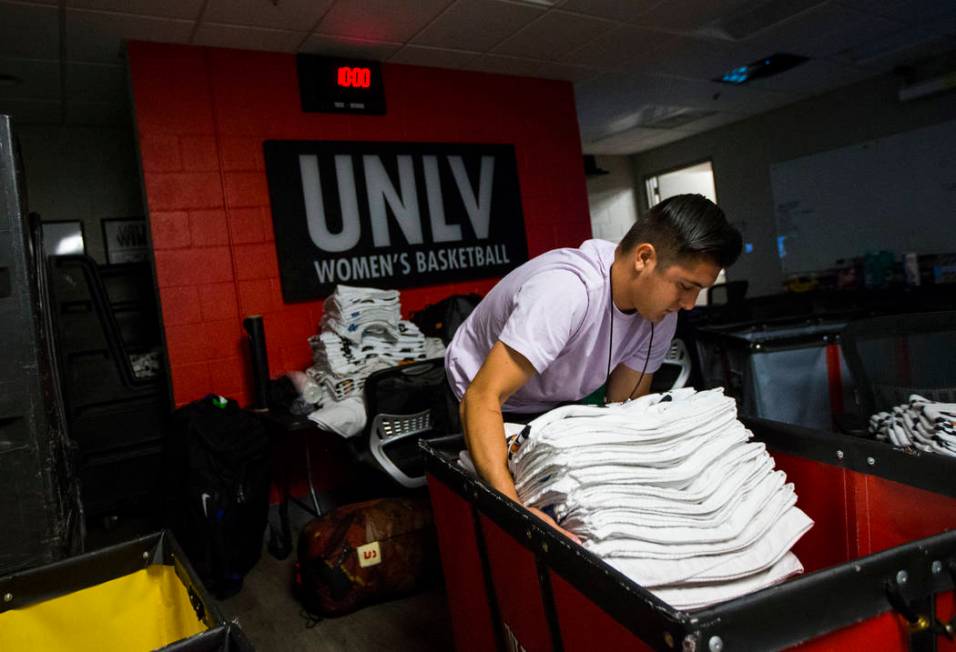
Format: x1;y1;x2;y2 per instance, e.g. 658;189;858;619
127;42;591;407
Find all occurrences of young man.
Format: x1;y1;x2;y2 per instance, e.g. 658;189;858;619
444;194;742;539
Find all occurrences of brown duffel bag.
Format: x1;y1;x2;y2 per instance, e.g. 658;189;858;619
294;496;439;617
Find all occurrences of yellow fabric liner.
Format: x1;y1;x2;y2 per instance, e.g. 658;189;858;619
0;565;208;651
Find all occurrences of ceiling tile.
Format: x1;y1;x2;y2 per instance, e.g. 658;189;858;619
0;2;60;60
194;23;307;53
315;0;454;43
0;98;62;125
561;24;664;69
836;0;956;28
202;0;335;31
558;0;662;24
534;60;601;82
67;0;204;21
0;58;60;100
299;33;403;60
930;10;956;37
493;10;616;61
463;53;542;78
65;9;194;63
65;62;127;103
738;3;904;61
628;33;739;80
412;0;544;52
638;0;753;33
575;70;796;141
584;125;689;155
832;25;952;68
389;44;479;69
744;58;869;95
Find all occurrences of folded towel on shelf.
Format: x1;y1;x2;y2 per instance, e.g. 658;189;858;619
869;395;956;457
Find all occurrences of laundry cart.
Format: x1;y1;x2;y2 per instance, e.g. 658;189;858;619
695;320;852;430
0;530;253;651
423;419;956;652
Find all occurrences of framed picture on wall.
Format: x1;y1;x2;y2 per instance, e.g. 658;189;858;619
102;217;148;264
42;220;86;257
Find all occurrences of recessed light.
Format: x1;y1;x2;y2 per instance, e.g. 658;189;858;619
714;53;808;85
0;74;23;88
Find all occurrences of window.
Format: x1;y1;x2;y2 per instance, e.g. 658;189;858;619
645;161;724;305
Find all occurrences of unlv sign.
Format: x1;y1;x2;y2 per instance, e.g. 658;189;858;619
264;141;529;301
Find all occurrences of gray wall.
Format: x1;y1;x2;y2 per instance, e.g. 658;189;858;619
17;124;144;264
586;154;639;242
631;71;956;297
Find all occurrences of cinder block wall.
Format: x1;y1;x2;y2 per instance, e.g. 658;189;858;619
127;42;592;406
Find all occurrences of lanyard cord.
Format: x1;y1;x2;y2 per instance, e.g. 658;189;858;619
606;271;655;403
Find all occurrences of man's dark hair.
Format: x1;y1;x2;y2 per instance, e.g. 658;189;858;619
619;194;742;268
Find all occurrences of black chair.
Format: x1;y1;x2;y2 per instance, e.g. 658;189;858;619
357;358;462;489
840;310;956;421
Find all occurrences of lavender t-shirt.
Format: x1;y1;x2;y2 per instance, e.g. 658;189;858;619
445;239;677;413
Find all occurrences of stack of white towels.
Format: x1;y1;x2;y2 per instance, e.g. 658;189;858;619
869;394;956;458
321;285;402;343
304;285;444;437
504;388;813;610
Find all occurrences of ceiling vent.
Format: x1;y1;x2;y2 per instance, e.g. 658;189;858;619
699;0;826;41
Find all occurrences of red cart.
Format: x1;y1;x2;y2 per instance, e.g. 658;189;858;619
424;418;956;651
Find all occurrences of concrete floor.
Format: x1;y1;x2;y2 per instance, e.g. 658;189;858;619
215;550;454;652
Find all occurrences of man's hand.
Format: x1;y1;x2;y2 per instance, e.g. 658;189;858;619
527;506;581;544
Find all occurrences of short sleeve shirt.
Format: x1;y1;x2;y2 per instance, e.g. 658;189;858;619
444;239;677;413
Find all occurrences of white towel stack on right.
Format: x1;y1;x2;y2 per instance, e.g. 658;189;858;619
510;387;814;611
868;394;956;457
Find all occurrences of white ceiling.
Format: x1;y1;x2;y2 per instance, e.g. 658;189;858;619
0;0;954;154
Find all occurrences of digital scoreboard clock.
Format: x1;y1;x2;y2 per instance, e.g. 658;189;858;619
296;54;386;115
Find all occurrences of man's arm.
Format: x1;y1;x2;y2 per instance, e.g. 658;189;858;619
606;364;654;403
460;341;532;502
460;341;580;542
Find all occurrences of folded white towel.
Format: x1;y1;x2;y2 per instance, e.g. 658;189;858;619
577;472;786;545
648;552;804;611
585;481;797;559
607;506;813;588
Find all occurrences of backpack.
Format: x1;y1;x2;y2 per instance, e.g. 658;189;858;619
411;294;481;344
166;394;271;598
294;496;439;617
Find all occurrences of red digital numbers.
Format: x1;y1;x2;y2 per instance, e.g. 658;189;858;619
336;66;371;89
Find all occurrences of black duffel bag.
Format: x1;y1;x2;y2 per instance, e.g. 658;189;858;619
165;394;271;598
